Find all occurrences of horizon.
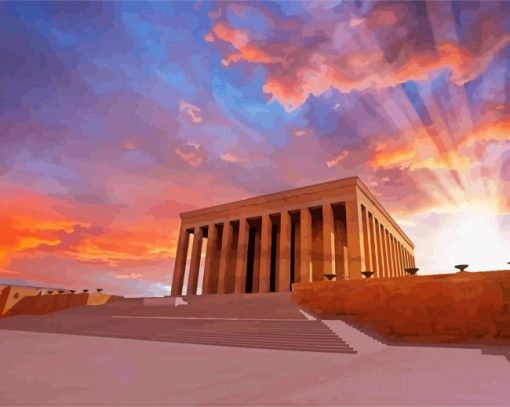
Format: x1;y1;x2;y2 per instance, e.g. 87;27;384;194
1;1;509;296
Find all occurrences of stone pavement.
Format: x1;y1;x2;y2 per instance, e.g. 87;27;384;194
1;293;509;405
0;327;509;406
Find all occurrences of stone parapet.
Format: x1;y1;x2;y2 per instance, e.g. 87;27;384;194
1;288;119;318
291;270;510;343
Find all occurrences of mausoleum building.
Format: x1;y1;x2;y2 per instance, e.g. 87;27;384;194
171;176;415;296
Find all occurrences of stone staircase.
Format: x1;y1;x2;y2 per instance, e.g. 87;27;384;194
64;292;308;319
0;293;357;354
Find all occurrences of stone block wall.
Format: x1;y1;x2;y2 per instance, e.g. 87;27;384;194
292;270;510;343
1;287;118;318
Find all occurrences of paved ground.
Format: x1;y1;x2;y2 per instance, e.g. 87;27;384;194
1;294;509;405
1;321;510;406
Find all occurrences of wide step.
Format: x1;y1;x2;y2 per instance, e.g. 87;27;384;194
0;293;358;354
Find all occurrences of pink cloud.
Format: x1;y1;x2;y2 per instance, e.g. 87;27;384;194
179;100;203;123
115;273;143;280
175;142;204;167
206;3;509;111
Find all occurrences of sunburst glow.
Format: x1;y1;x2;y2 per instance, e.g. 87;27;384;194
412;204;509;274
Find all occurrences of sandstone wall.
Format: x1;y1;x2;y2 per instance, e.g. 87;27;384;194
1;289;118;318
292;270;510;343
0;286;44;316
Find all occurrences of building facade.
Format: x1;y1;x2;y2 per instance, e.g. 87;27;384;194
171;176;415;296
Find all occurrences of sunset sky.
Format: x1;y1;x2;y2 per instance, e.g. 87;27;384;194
1;1;509;296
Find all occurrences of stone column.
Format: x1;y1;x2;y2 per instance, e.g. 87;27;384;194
234;218;249;293
217;220;233;294
300;207;312;283
379;223;388;277
322;203;335;278
403;245;407;275
391;235;398;277
398;243;405;276
395;240;401;276
387;234;394;277
361;206;372;272
259;214;272;293
368;212;379;278
345;199;365;280
385;229;393;277
278;210;291;292
396;242;401;276
374;217;384;278
294;219;301;283
171;225;190;296
252;226;260;293
203;223;218;294
396;239;402;277
187;227;203;295
334;210;347;279
380;225;387;278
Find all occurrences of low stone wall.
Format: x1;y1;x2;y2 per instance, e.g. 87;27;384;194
292;270;510;343
1;289;118;318
0;286;44;316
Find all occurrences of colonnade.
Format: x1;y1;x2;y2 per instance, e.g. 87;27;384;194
171;198;415;296
360;204;415;279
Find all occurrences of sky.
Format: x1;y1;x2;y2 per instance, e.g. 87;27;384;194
0;0;509;296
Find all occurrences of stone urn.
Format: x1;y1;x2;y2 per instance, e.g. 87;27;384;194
324;273;336;281
454;264;469;272
361;271;374;279
404;267;419;275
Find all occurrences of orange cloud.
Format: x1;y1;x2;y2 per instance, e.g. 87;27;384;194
371;142;417;169
69;223;175;267
211;22;248;48
371;119;509;177
461;119;510;148
222;45;276;67
206;19;510;111
263;37;510;110
0;190;91;267
370;128;471;172
207;22;277;67
0;186;178;278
